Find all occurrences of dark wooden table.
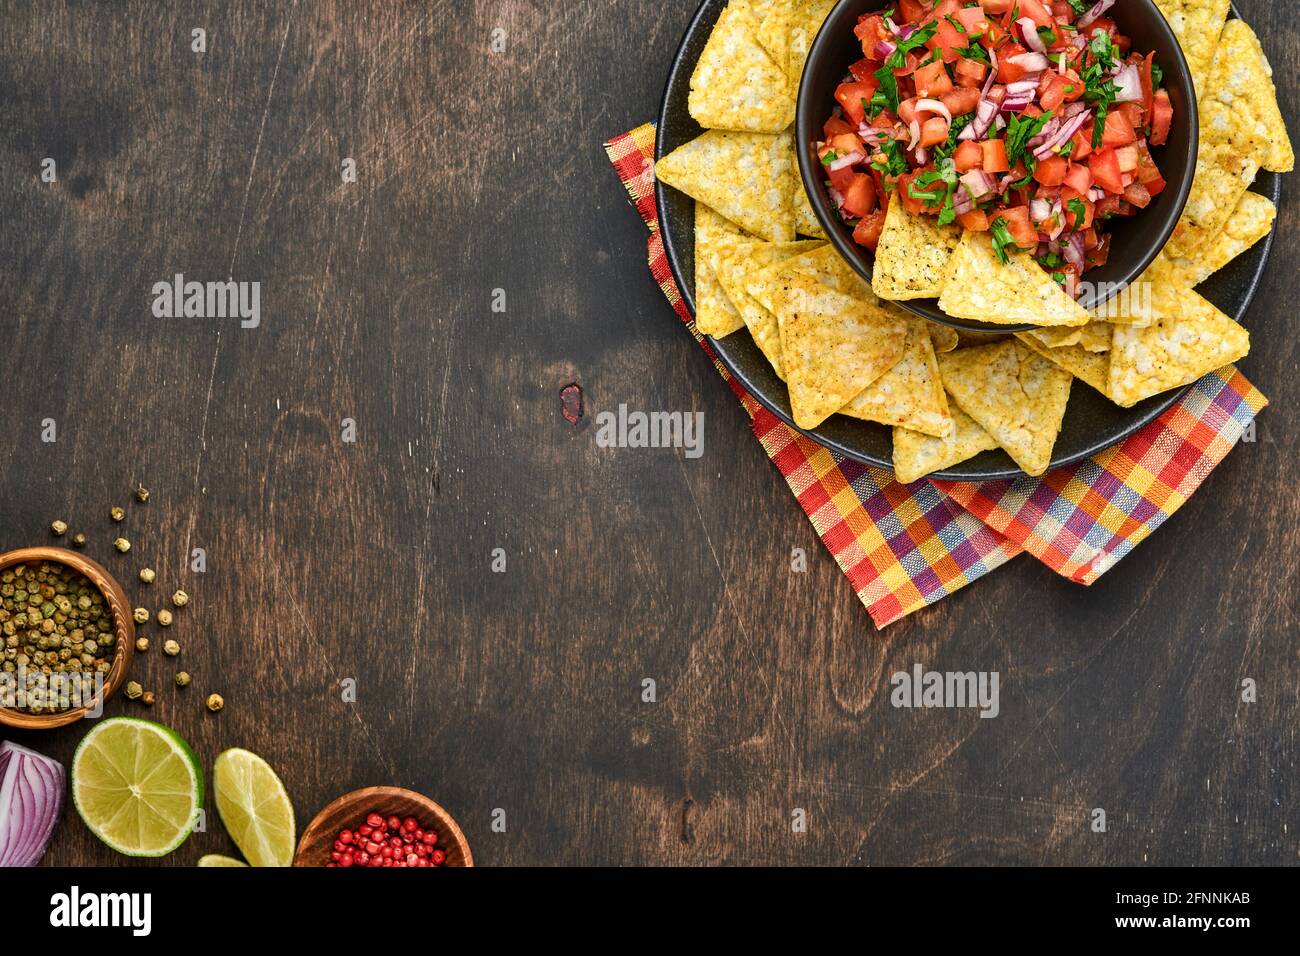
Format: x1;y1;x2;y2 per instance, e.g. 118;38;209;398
0;1;1294;867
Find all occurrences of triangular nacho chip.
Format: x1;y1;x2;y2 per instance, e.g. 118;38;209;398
927;322;959;353
1152;0;1229;94
841;318;954;438
1022;320;1110;352
689;1;795;133
656;130;794;242
694;204;749;337
1016;334;1111;396
789;0;837;83
715;239;825;375
1107;284;1250;408
1199;19;1293;173
783;132;826;238
756;0;795;77
938;340;1073;476
747;243;869;306
937;231;1090;327
1165;191;1276;286
768;273;908;428
1166;141;1261;260
871;197;961;300
892;407;999;484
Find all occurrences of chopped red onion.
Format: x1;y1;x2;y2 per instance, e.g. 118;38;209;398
875;40;897;60
1112;64;1143;103
828;151;865;171
1008;52;1050;73
914;146;928;165
906;119;921;150
829;187;846;209
1030;198;1053;222
1033;109;1091;159
1000;93;1034;113
914;98;953;123
1064;233;1086;268
1088;187;1105;201
1017;17;1046;55
0;741;65;868
897;21;917;39
1006;78;1042;97
1077;0;1117;30
961;169;995;200
953;189;974;215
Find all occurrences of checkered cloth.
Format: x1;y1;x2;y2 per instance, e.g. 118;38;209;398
605;123;1268;628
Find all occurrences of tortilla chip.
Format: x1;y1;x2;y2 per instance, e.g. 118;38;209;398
955;329;1011;348
768;273;909;428
1199;19;1293;173
871;197;961;300
656;131;795;242
756;0;795;77
893;407;999;484
688;1;794;134
841;318;953;437
1167;136;1262;260
1107;284;1250;408
926;323;959;353
782;130;826;238
1017;334;1111;396
748;243;867;304
715;239;825;376
1099;257;1179;328
1153;0;1229;94
1022;321;1110;352
1167;191;1276;286
693;204;750;336
937;231;1090;327
938;340;1073;476
789;0;836;83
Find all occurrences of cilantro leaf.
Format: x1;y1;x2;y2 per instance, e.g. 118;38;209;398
1005;111;1054;169
820;150;839;167
1067;197;1087;231
871;138;909;177
990;216;1021;265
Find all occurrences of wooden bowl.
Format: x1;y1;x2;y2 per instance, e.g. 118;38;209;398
0;547;135;730
294;786;474;867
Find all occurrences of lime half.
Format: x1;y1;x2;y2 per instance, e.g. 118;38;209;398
213;748;295;867
72;717;203;857
197;854;248;867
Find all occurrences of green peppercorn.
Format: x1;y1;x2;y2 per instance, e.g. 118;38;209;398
141;690;155;706
71;533;87;549
135;637;149;652
139;568;156;584
206;693;224;712
175;671;191;687
133;607;149;624
50;520;68;536
157;609;173;627
125;680;143;700
113;537;130;553
135;484;150;503
171;590;189;608
163;639;180;656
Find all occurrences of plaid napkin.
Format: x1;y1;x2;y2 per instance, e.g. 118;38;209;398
605;123;1268;628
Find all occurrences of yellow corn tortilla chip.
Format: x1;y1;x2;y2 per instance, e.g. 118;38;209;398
1022;321;1111;352
715;239;825;375
688;1;794;134
1199;19;1293;173
955;329;1011;348
1107;284;1250;408
1153;0;1229;94
756;0;795;77
1166;191;1276;286
1166;136;1261;260
926;323;959;353
1101;257;1181;327
937;231;1090;327
656;131;794;242
938;340;1073;476
789;0;836;83
841;318;953;438
892;407;999;484
1016;334;1111;396
768;273;909;428
747;243;869;305
783;130;826;238
694;204;749;337
871;197;962;301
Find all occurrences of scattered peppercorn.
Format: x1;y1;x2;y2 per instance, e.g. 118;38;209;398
172;590;189;608
163;639;179;657
125;681;143;700
135;637;149;652
110;507;125;523
325;812;447;867
175;671;191;687
139;568;155;584
206;693;224;712
113;538;130;553
141;690;155;706
157;609;173;626
135;484;150;504
133;607;149;624
50;520;68;536
71;533;87;549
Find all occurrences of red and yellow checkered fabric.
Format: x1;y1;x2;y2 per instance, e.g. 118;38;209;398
605;123;1268;628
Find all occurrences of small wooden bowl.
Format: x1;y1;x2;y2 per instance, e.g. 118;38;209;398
0;547;135;730
294;786;474;867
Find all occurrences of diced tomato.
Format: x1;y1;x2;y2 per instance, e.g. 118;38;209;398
897;97;920;125
1064;196;1094;231
978;0;1015;14
849;58;879;83
1016;0;1056;28
1116;102;1145;131
1085;234;1111;268
1094;194;1124;219
1063;163;1092;194
842;173;878;218
919;116;950;147
926;17;966;64
827;162;857;193
898;0;928;23
1033;155;1068;186
955;6;991;34
853;207;888;250
954;57;988;87
1144;173;1167;197
913;60;954;97
954;140;984;172
824;117;856;140
1123;182;1152;208
981;139;1009;172
1149;89;1173;146
996;44;1031;83
898;173;929;215
1069;128;1093;160
958;209;991;231
1115;145;1140;173
941;87;983;116
835;81;877;126
1089;148;1125;194
995;205;1038;250
1140;51;1155;115
1039;71;1083;111
1050;1;1075;20
1099;109;1137;146
854;13;888;52
829;133;866;157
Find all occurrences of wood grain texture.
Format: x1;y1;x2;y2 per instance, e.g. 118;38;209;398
0;0;1294;866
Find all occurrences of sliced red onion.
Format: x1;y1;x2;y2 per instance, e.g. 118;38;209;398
961;169;995;200
914;98;953;123
1071;34;1087;50
1035;241;1049;257
906;119;922;151
875;39;897;60
1048;238;1062;255
1077;0;1117;30
1033;109;1091;158
829;187;846;209
953;189;974;215
914;146;928;165
1088;187;1105;201
1112;63;1143;103
1008;52;1050;73
1006;78;1042;97
1000;93;1034;113
994;114;1007;132
0;741;65;868
1047;200;1066;241
1018;17;1046;55
884;16;898;33
828;151;865;171
1030;198;1052;222
897;21;918;40
1062;101;1085;119
960;97;1001;140
1058;52;1068;75
1063;233;1086;268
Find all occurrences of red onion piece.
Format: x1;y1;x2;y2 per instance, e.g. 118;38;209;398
1033;109;1091;159
906;119;922;150
875;40;897;60
1077;0;1117;30
952;189;974;215
0;741;65;868
1000;93;1034;113
914;146;928;165
1006;77;1042;97
1030;198;1053;222
914;98;953;123
1063;233;1086;268
961;169;995;200
1017;17;1046;55
828;151;865;171
1008;52;1050;73
897;21;917;39
1112;63;1143;103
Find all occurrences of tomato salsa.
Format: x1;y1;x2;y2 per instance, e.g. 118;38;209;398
816;0;1173;298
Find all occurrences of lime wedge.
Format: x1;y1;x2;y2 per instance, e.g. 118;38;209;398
71;717;203;857
213;748;295;867
197;854;247;867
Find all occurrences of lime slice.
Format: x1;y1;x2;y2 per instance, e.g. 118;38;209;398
71;717;203;857
197;854;247;867
213;748;295;867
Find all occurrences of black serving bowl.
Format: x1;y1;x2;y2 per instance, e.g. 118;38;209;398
796;0;1199;332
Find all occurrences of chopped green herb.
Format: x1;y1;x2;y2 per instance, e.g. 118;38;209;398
1005;110;1054;169
957;43;990;64
990;216;1021;265
1050;271;1067;286
1038;251;1066;269
820;150;839;167
933;112;974;162
871;138;909;177
871;22;938;115
1058;138;1075;159
1067;0;1088;14
1151;62;1163;89
1037;26;1058;46
1067;197;1087;230
945;14;967;33
1010;156;1038;190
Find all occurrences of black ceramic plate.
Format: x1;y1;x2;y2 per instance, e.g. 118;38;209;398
655;0;1280;480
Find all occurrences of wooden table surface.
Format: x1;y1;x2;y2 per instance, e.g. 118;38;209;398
1;0;1294;867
